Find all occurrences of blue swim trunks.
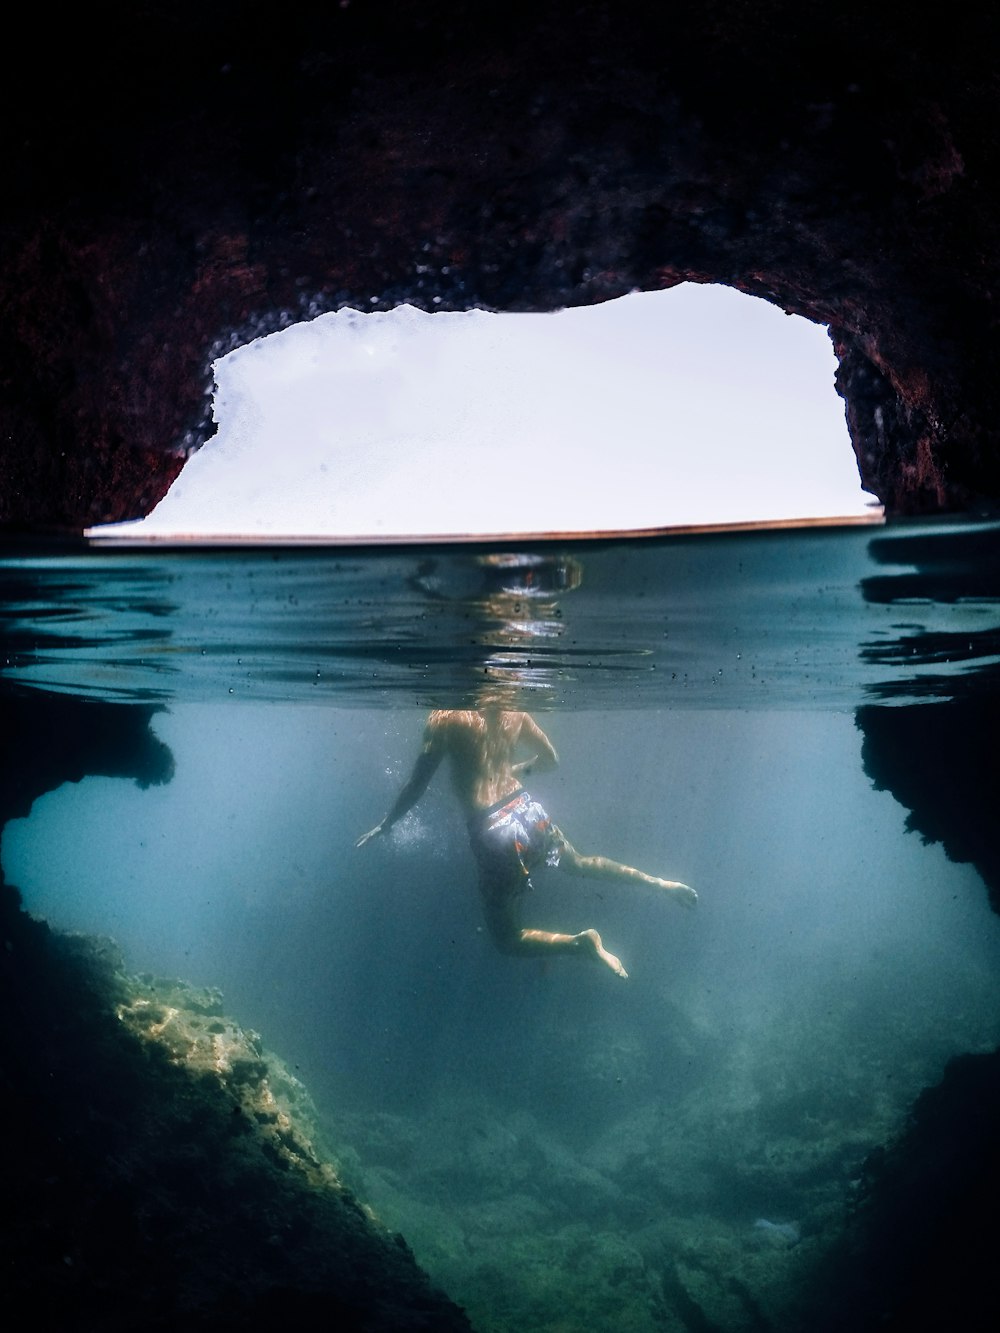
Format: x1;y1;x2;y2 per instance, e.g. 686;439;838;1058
468;789;564;891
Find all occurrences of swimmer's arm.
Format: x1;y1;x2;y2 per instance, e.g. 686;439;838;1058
511;714;559;779
356;724;444;847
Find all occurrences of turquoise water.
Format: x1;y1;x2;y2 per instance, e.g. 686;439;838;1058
3;519;996;708
2;518;999;1330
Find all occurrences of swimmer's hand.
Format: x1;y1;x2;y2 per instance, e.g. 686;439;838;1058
355;821;387;848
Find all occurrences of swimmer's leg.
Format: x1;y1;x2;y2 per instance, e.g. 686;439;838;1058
478;879;628;978
554;830;698;908
520;926;628;979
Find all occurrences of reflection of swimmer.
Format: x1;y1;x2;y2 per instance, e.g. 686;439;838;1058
356;702;696;978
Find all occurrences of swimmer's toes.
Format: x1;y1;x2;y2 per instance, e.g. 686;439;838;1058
605;948;628;979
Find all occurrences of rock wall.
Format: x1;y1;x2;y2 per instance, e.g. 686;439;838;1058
0;906;472;1330
1;1;998;528
0;692;471;1330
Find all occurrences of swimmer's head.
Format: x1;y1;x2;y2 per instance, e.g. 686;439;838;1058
474;674;520;712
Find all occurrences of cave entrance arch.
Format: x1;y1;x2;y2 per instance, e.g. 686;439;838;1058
104;284;873;541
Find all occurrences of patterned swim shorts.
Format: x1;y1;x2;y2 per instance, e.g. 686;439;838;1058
468;789;564;891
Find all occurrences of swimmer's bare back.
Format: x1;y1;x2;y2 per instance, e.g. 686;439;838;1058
430;707;560;815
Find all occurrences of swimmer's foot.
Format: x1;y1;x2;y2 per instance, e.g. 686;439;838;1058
659;880;698;909
577;928;628;979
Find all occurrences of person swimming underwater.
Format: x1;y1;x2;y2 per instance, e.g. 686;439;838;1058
356;702;696;977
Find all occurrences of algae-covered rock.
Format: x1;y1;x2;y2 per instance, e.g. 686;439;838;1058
0;893;471;1331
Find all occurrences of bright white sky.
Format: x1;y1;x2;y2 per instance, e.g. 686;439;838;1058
102;284;877;540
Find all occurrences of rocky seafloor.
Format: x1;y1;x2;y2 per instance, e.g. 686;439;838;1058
319;976;999;1331
0;889;471;1330
5;882;999;1332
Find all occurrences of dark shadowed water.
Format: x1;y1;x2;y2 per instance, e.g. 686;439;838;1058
2;516;999;1331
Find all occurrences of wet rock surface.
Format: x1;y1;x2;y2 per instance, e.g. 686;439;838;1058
0;690;469;1328
320;983;997;1332
810;1051;1000;1333
0;902;471;1330
1;2;999;527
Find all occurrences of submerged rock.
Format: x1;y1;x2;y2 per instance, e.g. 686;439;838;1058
0;896;471;1331
753;1218;801;1247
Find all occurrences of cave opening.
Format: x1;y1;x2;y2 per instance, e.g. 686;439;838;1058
100;283;876;542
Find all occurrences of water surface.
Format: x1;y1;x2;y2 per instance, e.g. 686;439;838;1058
3;517;998;1331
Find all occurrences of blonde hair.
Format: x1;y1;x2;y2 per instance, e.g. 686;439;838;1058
474;675;520;711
